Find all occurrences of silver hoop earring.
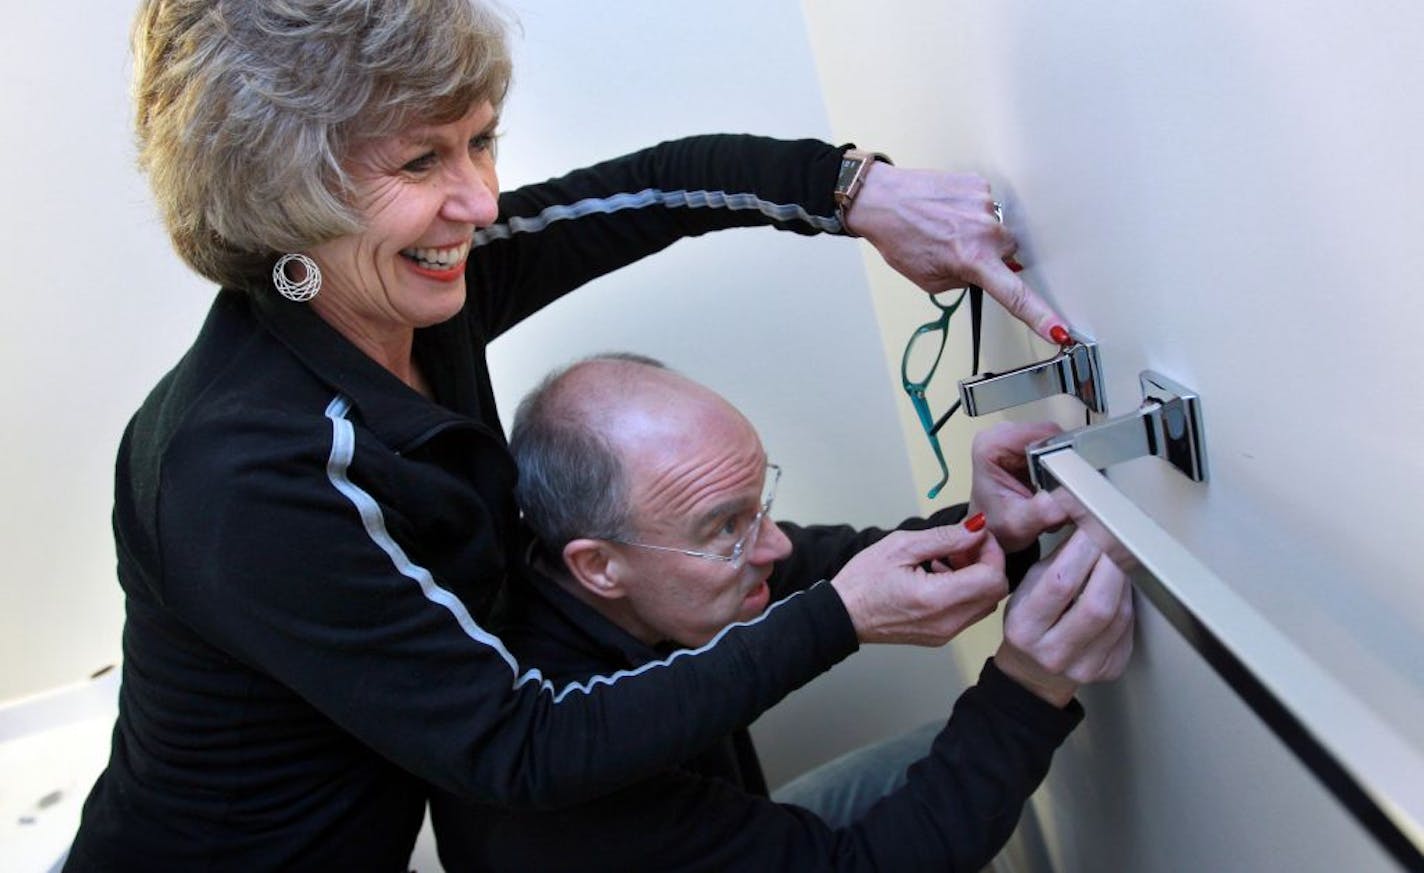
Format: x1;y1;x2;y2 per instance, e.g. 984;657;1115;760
273;253;321;302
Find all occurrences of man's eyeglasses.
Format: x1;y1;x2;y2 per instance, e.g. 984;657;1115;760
612;463;781;567
901;286;983;498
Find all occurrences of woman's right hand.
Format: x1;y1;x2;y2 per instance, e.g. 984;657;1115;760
845;163;1066;343
831;520;1008;646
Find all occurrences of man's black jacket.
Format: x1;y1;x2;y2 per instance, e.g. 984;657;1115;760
431;510;1083;872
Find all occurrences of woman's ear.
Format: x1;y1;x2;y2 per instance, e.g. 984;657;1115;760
562;538;630;601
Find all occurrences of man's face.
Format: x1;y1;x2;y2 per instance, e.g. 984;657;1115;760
610;398;793;648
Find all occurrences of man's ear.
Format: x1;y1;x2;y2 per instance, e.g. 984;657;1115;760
562;538;631;602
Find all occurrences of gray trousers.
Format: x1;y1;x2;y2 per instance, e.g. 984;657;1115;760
769;721;940;829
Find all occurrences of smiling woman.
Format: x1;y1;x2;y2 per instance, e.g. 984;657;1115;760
68;1;891;868
307;101;501;384
131;0;511;294
67;0;1070;869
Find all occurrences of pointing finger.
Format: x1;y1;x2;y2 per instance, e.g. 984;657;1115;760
972;259;1063;343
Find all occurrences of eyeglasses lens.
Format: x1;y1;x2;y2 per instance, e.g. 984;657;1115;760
902;327;947;385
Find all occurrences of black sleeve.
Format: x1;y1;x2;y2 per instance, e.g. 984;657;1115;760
438;659;1082;873
154;410;858;808
769;506;1042;600
465;134;848;339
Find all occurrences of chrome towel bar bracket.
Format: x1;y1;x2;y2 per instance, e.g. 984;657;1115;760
957;329;1108;417
1027;370;1208;490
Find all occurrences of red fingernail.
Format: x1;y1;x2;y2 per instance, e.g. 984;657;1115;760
1049;325;1071;345
1005;258;1025;273
965;512;986;533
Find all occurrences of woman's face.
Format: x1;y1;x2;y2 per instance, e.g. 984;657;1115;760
308;101;500;345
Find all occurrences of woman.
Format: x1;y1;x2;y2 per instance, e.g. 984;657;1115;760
69;0;1059;869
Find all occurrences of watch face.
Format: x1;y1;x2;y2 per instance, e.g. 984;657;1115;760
836;156;863;195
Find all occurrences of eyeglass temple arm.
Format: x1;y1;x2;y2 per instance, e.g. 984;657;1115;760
907;392;951;498
928;398;964;435
925;444;949;499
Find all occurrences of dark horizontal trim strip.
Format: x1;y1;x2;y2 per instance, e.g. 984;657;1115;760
1132;570;1424;871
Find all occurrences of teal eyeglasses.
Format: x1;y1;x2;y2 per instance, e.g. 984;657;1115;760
900;286;983;498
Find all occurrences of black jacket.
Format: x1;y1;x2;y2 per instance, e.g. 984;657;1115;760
68;136;869;871
431;512;1083;872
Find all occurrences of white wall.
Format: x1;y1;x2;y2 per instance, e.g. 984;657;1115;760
0;3;215;700
2;0;974;798
802;1;1423;869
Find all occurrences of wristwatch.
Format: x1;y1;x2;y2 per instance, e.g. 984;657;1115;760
833;148;893;235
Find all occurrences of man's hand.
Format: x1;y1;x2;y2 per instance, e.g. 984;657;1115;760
992;530;1135;707
844;163;1064;343
968;421;1071;554
831;520;1008;646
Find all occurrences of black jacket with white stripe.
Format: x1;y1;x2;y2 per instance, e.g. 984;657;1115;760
68;135;866;871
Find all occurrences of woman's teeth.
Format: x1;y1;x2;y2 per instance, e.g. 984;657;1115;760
401;242;470;269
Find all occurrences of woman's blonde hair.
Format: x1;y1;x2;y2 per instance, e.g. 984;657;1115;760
132;0;512;290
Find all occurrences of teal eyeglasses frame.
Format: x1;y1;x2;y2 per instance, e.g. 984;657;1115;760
900;286;983;498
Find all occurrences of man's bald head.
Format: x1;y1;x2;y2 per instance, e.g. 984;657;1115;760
510;353;754;556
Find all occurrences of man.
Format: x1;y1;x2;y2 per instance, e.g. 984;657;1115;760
431;353;1133;872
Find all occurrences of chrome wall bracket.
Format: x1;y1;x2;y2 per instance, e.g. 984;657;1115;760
1027;370;1209;490
957;330;1107;417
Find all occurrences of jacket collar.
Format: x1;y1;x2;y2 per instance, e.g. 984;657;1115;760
247;289;493;452
519;550;668;670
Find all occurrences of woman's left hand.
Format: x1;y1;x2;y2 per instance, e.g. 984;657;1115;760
844;163;1064;343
